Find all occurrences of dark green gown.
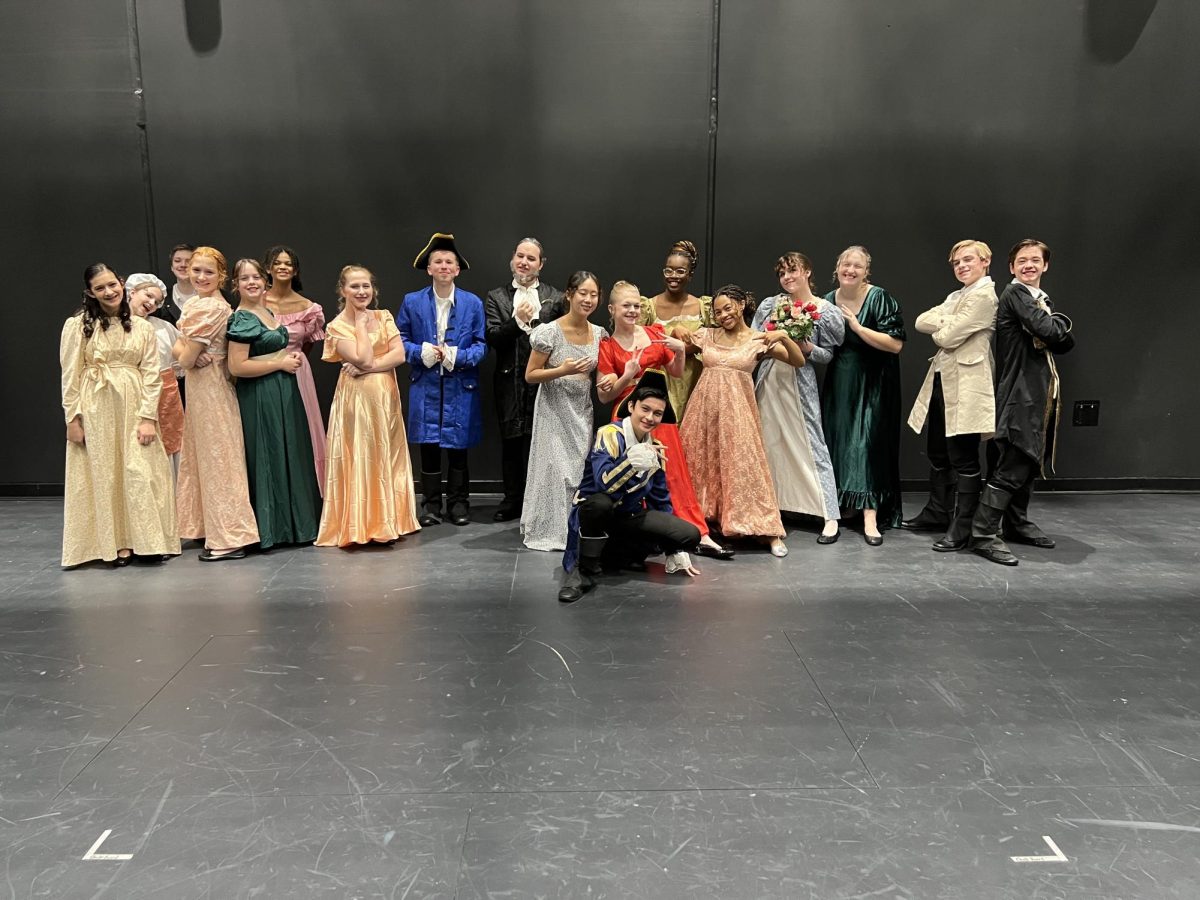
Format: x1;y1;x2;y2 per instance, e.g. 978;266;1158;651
227;310;321;548
820;285;907;528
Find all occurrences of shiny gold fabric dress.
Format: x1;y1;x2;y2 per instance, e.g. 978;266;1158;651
59;314;180;566
316;310;421;546
639;294;712;421
175;296;260;550
679;329;785;538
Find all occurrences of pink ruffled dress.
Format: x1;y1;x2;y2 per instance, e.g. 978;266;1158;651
275;303;328;495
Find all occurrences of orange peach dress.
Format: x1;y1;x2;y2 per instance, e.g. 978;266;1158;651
679;329;785;538
316;310;421;546
175;295;260;550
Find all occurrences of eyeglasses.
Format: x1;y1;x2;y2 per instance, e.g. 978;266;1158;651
662;267;689;278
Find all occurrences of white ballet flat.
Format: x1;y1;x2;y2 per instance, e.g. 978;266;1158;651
770;542;789;558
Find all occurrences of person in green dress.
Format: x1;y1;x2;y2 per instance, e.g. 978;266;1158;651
820;246;907;544
226;258;321;548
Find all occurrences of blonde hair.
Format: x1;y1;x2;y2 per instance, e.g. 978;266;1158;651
948;239;992;262
609;280;641;303
190;246;228;286
833;245;872;284
335;265;379;310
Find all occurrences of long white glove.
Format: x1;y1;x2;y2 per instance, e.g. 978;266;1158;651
625;442;660;476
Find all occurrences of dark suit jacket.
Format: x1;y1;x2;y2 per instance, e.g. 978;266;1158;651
993;281;1074;464
485;282;565;438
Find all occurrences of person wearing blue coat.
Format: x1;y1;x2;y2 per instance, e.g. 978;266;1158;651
397;233;487;527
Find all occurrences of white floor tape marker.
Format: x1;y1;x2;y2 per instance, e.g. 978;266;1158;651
81;830;134;861
1010;835;1068;863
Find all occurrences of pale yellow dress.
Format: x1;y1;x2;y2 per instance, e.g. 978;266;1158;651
640;294;713;421
175;296;260;550
60;314;180;566
316;310;421;546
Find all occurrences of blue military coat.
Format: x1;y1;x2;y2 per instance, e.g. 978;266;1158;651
396;286;487;449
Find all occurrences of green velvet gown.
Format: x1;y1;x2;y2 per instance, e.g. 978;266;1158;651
227;310;321;548
820;285;907;528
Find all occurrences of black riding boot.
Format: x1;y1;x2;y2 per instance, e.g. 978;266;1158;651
970;484;1019;566
1004;480;1055;548
932;473;980;552
447;464;470;526
419;469;443;527
902;466;955;531
558;535;608;603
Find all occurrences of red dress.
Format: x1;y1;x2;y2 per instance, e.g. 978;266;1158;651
597;325;709;537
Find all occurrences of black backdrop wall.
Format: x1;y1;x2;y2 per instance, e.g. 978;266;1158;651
3;0;1196;492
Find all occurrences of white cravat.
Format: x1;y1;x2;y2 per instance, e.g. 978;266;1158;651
513;279;541;335
421;288;459;371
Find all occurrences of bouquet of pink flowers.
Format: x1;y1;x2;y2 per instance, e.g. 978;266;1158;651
763;297;822;343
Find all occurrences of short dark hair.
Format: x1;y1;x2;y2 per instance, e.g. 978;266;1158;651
1008;238;1051;267
627;385;668;409
169;243;195;257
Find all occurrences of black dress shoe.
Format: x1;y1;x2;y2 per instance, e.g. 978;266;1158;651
449;511;470;526
418;511;441;527
199;548;246;562
493;508;520;522
694;543;735;560
974;546;1019;566
932;537;968;552
111;553;133;568
816;530;839;545
1007;533;1056;549
864;533;883;546
900;514;949;532
558;584;584;603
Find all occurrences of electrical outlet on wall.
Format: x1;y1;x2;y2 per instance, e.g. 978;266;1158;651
1073;400;1099;426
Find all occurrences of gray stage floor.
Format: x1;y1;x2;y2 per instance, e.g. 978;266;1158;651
1;493;1198;898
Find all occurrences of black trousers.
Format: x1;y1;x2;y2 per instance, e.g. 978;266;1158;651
499;434;532;512
926;374;981;475
577;494;700;560
988;439;1038;494
419;444;470;506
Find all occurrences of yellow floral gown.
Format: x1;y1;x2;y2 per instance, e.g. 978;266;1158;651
639;294;712;421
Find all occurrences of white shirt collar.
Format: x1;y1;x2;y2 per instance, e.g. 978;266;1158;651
433;286;455;306
1011;277;1046;301
512;278;540;293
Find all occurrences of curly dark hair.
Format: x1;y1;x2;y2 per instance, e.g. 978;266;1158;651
79;263;131;339
712;283;758;323
263;244;303;292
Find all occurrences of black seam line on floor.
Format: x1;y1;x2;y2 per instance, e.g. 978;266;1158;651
50;635;217;804
783;629;881;791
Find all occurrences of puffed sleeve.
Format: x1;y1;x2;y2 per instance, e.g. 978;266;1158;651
302;303;326;344
177;296;230;346
60;316;85;424
134;319;162;421
322;316;352;364
225;309;262;344
698;295;715;327
530;322;555;356
870;288;907;340
810;299;845;365
597;336;618;379
750;298;773;332
378;309;402;345
637;295;657;327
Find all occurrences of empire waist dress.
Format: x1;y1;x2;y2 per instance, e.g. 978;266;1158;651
679;329;785;539
226;310;322;549
274;302;327;495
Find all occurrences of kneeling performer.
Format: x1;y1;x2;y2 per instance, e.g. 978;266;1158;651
558;379;701;603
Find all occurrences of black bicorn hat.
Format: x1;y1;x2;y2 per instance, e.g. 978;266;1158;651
628;368;676;425
413;232;469;270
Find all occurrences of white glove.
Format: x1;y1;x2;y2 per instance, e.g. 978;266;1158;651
625;442;660;476
665;551;693;574
420;342;438;368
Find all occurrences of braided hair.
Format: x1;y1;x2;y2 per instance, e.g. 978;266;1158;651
79;263;131;340
666;239;698;276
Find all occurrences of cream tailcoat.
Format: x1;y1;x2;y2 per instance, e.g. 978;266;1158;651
907;277;998;438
